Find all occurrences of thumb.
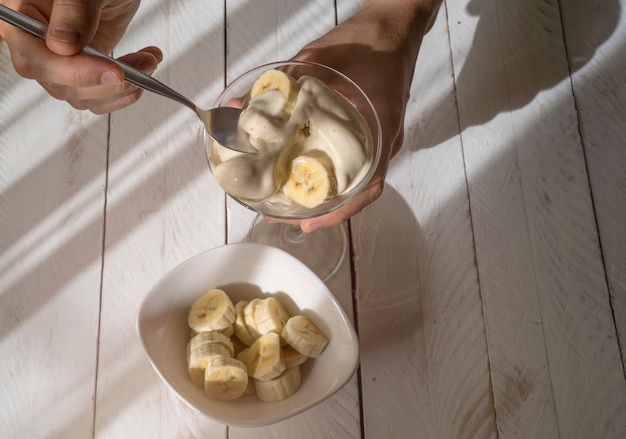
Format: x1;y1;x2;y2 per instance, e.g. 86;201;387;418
46;0;103;55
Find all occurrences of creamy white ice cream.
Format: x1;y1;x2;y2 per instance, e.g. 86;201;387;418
210;72;372;209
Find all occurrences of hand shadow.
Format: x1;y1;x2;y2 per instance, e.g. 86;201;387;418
350;183;424;350
414;0;621;150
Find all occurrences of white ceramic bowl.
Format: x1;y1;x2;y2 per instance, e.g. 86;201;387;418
137;242;359;427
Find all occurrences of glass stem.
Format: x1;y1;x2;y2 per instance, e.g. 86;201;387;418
285;224;307;244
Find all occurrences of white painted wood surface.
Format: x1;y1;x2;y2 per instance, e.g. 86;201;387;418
1;0;625;438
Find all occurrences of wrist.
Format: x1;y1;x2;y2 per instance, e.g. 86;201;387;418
359;0;442;53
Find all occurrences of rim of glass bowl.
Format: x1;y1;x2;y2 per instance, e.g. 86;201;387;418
204;60;382;220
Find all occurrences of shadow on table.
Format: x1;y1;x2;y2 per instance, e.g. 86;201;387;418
411;0;621;151
350;183;423;347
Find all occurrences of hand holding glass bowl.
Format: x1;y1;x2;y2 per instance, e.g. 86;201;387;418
200;61;382;280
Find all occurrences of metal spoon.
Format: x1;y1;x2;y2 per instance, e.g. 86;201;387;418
0;4;254;153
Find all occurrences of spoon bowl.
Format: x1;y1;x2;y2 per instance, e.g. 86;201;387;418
0;4;254;154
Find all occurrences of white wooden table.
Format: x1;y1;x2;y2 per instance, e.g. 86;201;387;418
2;0;625;437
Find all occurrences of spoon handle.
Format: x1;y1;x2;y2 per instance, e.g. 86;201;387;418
0;4;196;112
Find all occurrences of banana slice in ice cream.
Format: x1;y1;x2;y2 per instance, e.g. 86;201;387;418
282;150;337;208
250;69;299;116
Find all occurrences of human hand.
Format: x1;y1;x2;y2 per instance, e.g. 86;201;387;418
267;0;440;232
0;0;162;113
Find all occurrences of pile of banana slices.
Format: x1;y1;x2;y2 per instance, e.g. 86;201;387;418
186;288;329;402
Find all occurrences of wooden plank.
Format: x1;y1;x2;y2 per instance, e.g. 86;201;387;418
94;1;228;437
561;0;626;377
447;0;626;437
350;4;497;437
0;41;107;437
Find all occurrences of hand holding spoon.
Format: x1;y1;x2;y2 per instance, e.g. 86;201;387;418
0;4;254;153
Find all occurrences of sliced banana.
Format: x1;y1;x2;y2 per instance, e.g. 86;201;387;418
282;346;309;369
282;150;337;208
203;357;249;401
187;341;233;387
272;125;308;188
187;289;330;402
250;69;299;116
233;300;256;346
237;332;285;381
281;315;329;358
255;366;302;402
242;298;262;340
221;325;234;338
189;331;234;357
252;297;291;336
188;289;236;334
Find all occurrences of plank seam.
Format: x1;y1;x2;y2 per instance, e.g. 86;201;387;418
442;0;500;437
555;0;626;382
348;219;365;439
91;112;112;439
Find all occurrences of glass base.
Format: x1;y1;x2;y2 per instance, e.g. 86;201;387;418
247;215;347;281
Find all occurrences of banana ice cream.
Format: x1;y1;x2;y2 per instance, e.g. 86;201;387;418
210;69;372;209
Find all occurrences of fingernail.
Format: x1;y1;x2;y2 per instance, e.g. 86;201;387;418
137;57;157;74
48;27;80;44
100;70;122;85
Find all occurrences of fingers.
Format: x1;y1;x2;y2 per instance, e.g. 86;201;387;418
46;0;105;55
300;180;384;233
38;46;163;113
9;32;123;86
227;97;245;109
1;0;151;113
264;176;385;233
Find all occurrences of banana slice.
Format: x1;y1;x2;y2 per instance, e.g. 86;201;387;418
233;300;256;346
255;366;302;402
281;315;329;358
187;341;233;387
252;297;291;336
282;150;337;208
272;125;308;188
221;325;234;338
250;69;299;116
188;289;236;334
282;346;308;369
203;357;249;401
237;332;285;381
242;298;263;340
189;331;234;357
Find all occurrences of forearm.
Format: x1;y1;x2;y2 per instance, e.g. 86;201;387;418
356;0;443;64
333;0;443;156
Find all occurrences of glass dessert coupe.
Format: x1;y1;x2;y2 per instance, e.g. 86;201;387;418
200;61;382;281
